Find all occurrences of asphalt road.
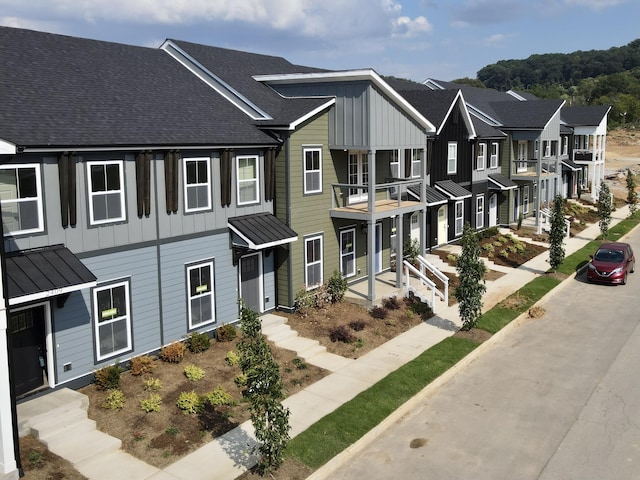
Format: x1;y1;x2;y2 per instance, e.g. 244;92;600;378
328;229;640;480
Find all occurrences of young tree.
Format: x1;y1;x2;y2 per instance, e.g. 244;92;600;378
626;168;638;214
597;181;613;239
237;303;290;475
549;195;566;271
455;222;487;331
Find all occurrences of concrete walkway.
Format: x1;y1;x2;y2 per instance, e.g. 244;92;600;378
17;205;630;480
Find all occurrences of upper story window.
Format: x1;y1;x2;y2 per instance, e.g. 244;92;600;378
237;155;259;205
390;150;400;179
407;149;422;178
517;141;528;172
303;147;322;194
562;137;568;156
543;141;551;158
490;143;499;169
0;164;44;236
447;142;458;174
477;143;486;171
88;160;126;225
93;279;132;361
183;157;211;213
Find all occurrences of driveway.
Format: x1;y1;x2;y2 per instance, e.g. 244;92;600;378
326;229;640;480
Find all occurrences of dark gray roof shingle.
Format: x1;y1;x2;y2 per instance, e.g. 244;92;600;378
562;105;611;126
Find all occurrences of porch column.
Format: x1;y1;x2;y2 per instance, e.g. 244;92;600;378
535;137;541;228
395;215;403;288
0;282;18;479
367;219;376;303
367;150;376;213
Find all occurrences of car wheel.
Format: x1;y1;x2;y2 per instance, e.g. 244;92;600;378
631;261;635;273
622;272;628;285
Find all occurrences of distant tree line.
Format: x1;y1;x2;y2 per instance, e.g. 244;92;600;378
469;39;640;128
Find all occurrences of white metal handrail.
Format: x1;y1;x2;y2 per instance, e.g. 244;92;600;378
403;260;436;311
415;255;448;303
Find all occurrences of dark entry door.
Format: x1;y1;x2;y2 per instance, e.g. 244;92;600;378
240;254;261;313
10;305;46;397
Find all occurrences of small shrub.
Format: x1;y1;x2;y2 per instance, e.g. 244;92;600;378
477;226;499;239
94;363;122;390
326;269;348;303
144;377;162;392
140;394;162;413
129;355;155;376
404;238;420;264
101;389;125;410
369;305;389;319
492;240;502;247
382;296;401;310
329;325;356;343
166;426;179;436
499;249;510;258
498;235;510;244
28;451;45;469
514;242;526;253
186;331;211;353
292;357;308;370
216;323;237;342
353;338;365;349
349;319;366;331
507;245;518;254
482;243;495;253
225;350;240;366
446;253;458;265
159;342;185;363
176;390;203;415
184;364;205;381
405;296;433;319
293;285;316;317
313;284;331;309
204;386;233;406
234;373;247;387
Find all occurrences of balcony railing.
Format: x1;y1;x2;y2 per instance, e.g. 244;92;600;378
331;179;423;213
573;150;593;162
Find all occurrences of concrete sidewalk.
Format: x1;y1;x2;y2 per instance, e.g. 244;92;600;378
17;204;630;480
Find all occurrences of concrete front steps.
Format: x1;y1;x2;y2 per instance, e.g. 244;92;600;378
260;313;353;372
17;388;162;480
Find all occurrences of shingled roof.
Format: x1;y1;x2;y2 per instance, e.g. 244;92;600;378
562;105;611;126
0;27;277;149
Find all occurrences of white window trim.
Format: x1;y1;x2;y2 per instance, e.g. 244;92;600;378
477;143;486;171
455;200;464;236
183;157;212;213
447;142;458;174
476;195;485;229
340;228;356;278
523;186;530;214
0;163;44;235
87;160;126;225
410;149;421;178
303;147;322;194
187;260;216;330
93;279;132;362
236;155;260;205
490;142;499;169
305;234;323;290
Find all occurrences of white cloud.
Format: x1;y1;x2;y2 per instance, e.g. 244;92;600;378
482;33;514;47
561;0;627;10
392;15;433;38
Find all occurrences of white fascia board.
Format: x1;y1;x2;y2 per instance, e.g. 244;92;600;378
468;106;502;127
288;98;336;130
254;69;436;133
0;138;16;155
8;281;97;306
441;91;476;139
20;144;278;153
543;100;567;131
228;223;297;250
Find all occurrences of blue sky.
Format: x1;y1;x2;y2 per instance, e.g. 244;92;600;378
0;0;637;82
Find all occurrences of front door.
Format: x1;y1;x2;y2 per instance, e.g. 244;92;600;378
240;253;262;313
437;205;447;245
10;305;46;397
489;194;498;227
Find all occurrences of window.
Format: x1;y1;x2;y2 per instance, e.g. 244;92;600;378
490;143;499;169
562;136;568;156
348;153;368;202
517;141;528;173
389;151;399;179
407;149;422;178
93;280;132;361
88;161;126;225
447;142;457;174
183;157;211;212
476;195;484;229
340;229;356;278
543;141;551;158
187;261;215;329
477;143;486;171
303;147;322;194
390;216;398;259
455;201;464;236
0;164;44;235
523;185;530;214
237;155;259;205
305;235;323;289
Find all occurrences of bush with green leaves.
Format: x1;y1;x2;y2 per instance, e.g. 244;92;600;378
326;269;348;303
293;285;316;317
140;394;162;413
455;222;487;331
549;195;566;271
204;386;233;407
627;168;638;213
186;331;211;353
216;323;237;342
144;377;162;392
102;389;125;410
94;363;122;390
176;390;203;415
184;364;205;381
597;180;613;239
225;350;240;366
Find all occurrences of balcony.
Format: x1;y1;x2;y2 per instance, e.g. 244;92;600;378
573;150;593;162
511;159;559;181
330;179;425;221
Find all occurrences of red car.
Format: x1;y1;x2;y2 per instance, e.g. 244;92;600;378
587;242;635;285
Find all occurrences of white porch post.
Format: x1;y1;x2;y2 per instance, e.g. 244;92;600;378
0;272;18;479
367;150;376;303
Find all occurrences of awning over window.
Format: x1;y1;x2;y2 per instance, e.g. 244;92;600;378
407;185;448;206
5;245;97;306
561;159;581;172
488;173;518;191
435;180;472;200
228;213;298;250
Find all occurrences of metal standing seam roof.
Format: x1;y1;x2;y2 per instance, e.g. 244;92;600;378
407;185;448;205
488;173;518;190
562;158;581;171
228;213;298;250
5;245;97;306
435;180;473;199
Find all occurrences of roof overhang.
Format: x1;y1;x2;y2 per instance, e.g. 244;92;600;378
228;213;298;250
435;180;472;200
0;138;17;155
254;69;437;133
562;159;581;171
6;245;97;306
488;173;518;191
